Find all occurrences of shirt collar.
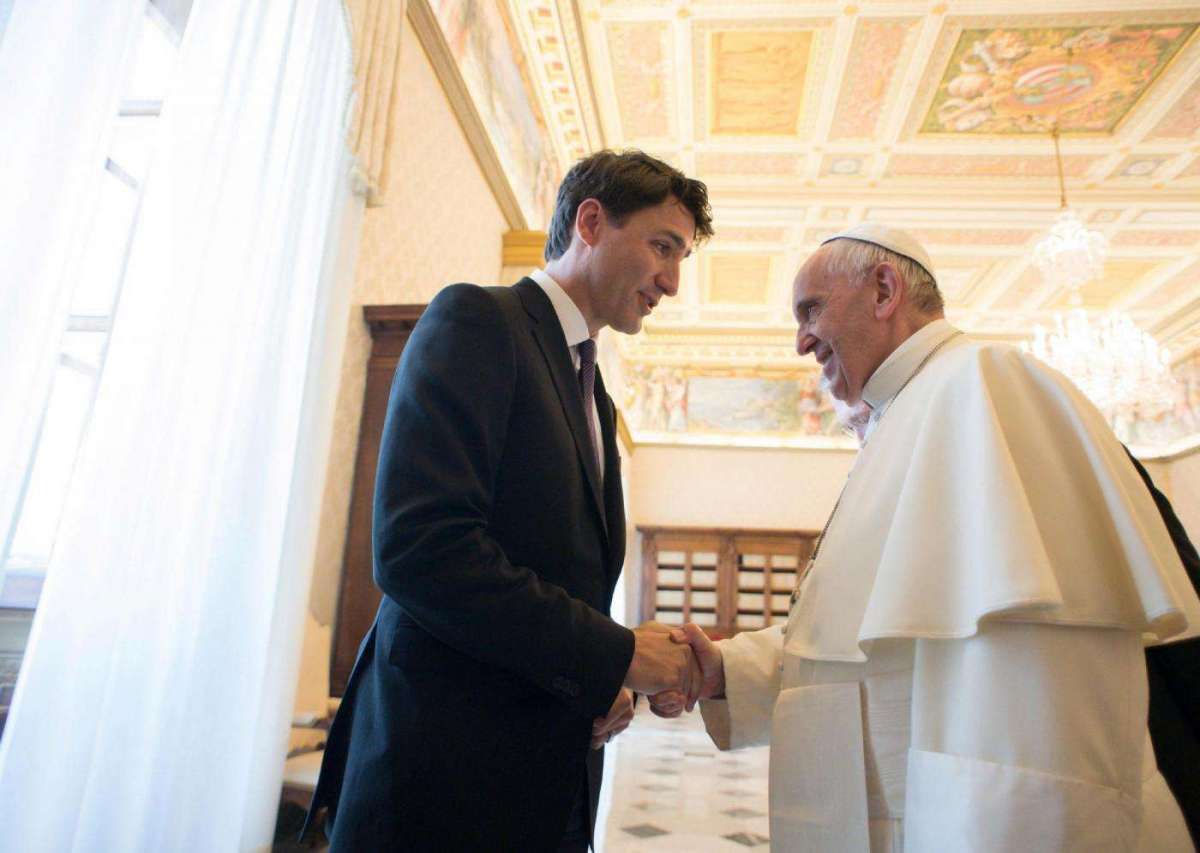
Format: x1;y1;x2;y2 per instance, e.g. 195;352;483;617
530;268;592;350
861;318;959;414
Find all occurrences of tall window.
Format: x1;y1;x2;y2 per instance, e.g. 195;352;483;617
0;2;191;610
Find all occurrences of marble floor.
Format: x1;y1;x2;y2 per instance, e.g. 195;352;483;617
596;703;771;852
275;702;771;852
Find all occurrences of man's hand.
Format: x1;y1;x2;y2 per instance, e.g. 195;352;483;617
591;687;634;750
624;622;696;699
648;623;725;717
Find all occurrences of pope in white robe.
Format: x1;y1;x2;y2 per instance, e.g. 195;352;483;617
651;224;1200;852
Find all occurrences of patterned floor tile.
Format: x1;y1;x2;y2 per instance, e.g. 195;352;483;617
721;807;765;819
622;824;670;838
598;706;770;852
722;831;770;847
632;802;670;812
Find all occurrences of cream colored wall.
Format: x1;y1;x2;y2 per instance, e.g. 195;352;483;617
629;445;855;531
1142;460;1170;489
294;12;507;717
622;444;853;626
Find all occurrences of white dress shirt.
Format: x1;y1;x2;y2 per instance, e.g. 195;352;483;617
529;268;604;479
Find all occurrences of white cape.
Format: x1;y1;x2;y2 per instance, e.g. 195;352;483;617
787;335;1200;663
702;329;1200;852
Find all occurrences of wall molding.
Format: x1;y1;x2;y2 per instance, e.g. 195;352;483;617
407;0;527;230
502;229;547;268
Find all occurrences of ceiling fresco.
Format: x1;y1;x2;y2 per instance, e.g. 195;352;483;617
494;0;1200;451
921;24;1196;134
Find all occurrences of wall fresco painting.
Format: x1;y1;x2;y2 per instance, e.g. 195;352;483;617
923;23;1196;134
430;0;560;228
622;367;847;439
1122;350;1200;449
618;351;1200;455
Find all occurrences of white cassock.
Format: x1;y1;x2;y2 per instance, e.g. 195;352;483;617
700;319;1200;852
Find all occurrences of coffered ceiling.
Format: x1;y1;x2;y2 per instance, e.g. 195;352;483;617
505;0;1200;373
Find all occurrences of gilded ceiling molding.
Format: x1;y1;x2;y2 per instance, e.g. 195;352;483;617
505;0;603;162
343;0;406;207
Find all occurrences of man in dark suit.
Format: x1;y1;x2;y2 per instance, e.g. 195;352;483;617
304;150;713;851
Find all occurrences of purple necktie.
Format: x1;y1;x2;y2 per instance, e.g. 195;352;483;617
577;338;600;471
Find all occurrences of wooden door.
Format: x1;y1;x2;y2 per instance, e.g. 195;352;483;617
329;305;424;696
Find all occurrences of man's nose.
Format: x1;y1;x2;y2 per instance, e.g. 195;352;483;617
657;264;680;298
796;330;817;356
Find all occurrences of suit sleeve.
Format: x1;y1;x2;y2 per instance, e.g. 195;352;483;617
372;284;633;720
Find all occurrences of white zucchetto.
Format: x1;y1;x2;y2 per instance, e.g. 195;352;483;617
821;223;937;284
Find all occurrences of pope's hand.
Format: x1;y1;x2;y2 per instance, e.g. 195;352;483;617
648;623;724;717
591;687;634;750
624;622;696;699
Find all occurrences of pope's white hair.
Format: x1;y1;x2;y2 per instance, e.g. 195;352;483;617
822;237;945;315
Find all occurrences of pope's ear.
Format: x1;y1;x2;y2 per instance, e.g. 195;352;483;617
872;262;904;320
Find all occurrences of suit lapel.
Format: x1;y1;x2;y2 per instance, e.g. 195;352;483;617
516;280;608;538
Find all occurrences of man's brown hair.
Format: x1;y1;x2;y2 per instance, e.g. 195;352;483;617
544;149;713;261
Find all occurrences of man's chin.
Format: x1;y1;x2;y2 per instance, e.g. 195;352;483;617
616;316;643;335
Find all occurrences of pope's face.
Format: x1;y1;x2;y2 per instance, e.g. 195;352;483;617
791;249;886;404
586;197;696;335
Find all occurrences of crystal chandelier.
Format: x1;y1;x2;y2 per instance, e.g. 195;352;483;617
1025;124;1177;435
1032;209;1107;291
1026;311;1175;422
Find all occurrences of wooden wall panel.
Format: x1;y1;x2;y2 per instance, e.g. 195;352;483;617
330;304;425;697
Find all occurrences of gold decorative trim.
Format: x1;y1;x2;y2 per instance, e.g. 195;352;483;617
616;408;634;451
506;0;602;164
502;230;548;268
407;0;527;229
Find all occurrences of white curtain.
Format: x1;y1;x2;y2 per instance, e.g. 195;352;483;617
0;1;360;850
0;1;143;590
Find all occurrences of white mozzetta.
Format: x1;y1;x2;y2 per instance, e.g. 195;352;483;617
792;322;1200;663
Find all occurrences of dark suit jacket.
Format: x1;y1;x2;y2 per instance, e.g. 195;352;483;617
305;280;635;851
1126;450;1200;848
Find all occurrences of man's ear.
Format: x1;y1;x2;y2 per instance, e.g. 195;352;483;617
574;198;604;249
872;262;904;320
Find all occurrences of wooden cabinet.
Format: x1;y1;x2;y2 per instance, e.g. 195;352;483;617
330;304;425;697
637;526;818;638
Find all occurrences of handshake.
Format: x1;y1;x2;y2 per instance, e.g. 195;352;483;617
591;621;727;749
